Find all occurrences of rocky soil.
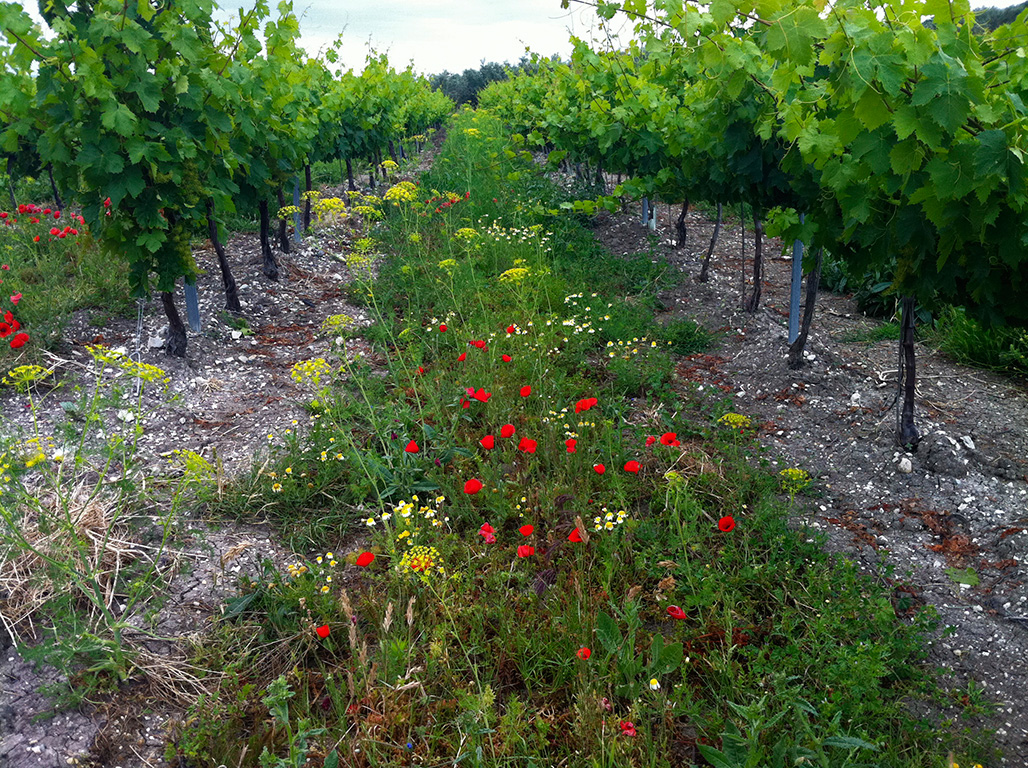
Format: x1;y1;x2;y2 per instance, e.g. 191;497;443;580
1;185;1025;766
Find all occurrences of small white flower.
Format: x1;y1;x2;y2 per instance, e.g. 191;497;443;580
649;678;660;691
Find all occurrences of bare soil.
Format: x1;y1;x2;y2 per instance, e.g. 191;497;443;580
1;185;1026;766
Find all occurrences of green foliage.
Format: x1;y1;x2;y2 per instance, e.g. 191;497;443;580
927;305;1028;375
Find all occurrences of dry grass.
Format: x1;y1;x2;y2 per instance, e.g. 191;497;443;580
0;481;146;644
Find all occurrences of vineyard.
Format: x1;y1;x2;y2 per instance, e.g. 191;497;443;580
1;0;1028;766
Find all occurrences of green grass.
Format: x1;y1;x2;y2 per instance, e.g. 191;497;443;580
1;116;998;768
838;321;902;344
925;306;1028;377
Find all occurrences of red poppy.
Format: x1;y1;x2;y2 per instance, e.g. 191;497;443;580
32;236;39;242
316;625;330;639
10;332;28;349
565;439;577;453
645;435;656;447
405;440;420;453
516;545;534;558
479;523;496;543
459;398;470;409
506;324;515;334
574;397;597;413
417;366;425;375
500;424;515;438
53;211;60;219
0;323;11;338
518;437;537;453
49;227;59;236
103;197;111;208
519;524;534;537
43;208;51;214
439;323;447;332
479;434;495;450
470;339;487;349
620;721;637;737
718;516;736;532
457;352;467;362
520;385;531;397
468;387;491;403
577;646;591;660
58;232;66;238
568;527;583;542
624;460;641;474
464;478;483;495
593;464;605;474
356;552;375;567
502;354;512;362
9;293;21;306
666;605;687;620
660;432;680;447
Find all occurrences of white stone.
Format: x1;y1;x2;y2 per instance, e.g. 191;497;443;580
897;457;913;473
961;435;976;451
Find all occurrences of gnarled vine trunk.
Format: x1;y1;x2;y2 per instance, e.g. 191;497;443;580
276;188;291;253
897;296;920;450
205;198;241;314
258;199;278;280
697;203;722;282
161;291;187;357
744;212;763;312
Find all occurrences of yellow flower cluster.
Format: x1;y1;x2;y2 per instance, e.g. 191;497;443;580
87;345;170;387
453;227;478;241
498;266;531;284
290;357;331;388
398;545;446;580
380;159;399;172
717;412;752;430
384;181;418;204
437;258;458;273
779;467;812;495
320;314;354;335
2;364;51;391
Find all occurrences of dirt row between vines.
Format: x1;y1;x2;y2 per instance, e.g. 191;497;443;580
2;178;1026;766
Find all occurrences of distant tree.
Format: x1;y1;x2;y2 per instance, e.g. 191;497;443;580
430;58;544;106
972;1;1028;31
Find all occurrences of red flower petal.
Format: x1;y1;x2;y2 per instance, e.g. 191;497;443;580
479;434;495;450
506;324;515;334
593;463;605;474
405;440;420;453
457;352;467;362
516;545;534;558
577;646;591;660
660;432;678;446
439;324;447;332
464;478;483;495
645;435;656;447
473;388;492;402
502;354;512;362
574;397;597;413
565;439;577;453
9;332;28;349
519;524;534;537
624;460;641;474
718;516;736;532
500;424;515;438
518;437;537;454
9;293;21;306
666;605;687;620
520;385;531;397
356;552;375;567
568;527;583;542
316;625;330;638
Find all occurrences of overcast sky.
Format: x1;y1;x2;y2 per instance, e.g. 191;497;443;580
213;0;601;75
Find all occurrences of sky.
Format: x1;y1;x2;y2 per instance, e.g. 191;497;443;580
212;0;601;75
16;0;1028;77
